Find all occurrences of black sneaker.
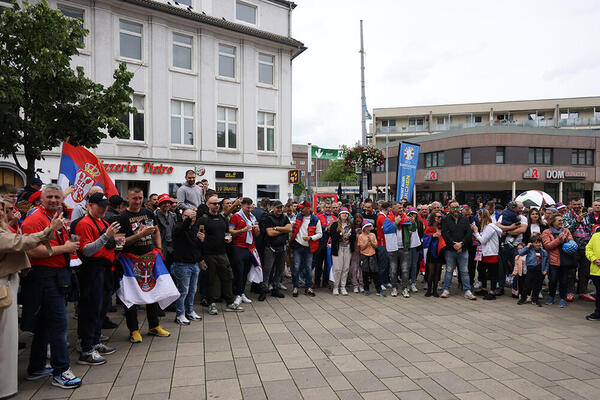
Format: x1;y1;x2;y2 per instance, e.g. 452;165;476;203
585;313;600;321
95;343;117;355
258;292;267;301
292;288;299;297
271;290;285;298
78;350;106;365
483;293;496;300
305;288;316;297
533;301;543;307
102;317;118;329
517;299;526;305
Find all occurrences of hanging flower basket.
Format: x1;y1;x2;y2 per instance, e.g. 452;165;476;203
344;145;385;170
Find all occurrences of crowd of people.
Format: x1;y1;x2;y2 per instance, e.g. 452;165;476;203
0;170;599;396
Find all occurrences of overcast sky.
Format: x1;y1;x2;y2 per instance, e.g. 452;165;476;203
291;0;600;148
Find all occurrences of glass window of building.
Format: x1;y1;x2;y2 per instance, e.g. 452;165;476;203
257;185;279;200
217;106;237;149
236;1;257;24
218;44;236;78
571;149;594;165
257;112;275;152
120;20;142;60
171;100;194;145
258;53;274;85
58;4;84;46
528;147;552;164
172;33;192;70
462;148;471;165
495;147;505;164
119;94;145;141
424;151;444;168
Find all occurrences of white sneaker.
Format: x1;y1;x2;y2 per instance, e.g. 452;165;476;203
440;290;450;298
333;288;339;296
391;288;398;297
359;285;364;293
410;283;418;293
464;290;477;300
353;286;359;293
278;283;287;290
386;283;392;288
473;281;482;290
526;295;532;303
402;288;410;298
241;294;252;303
380;285;387;291
186;311;202;321
175;314;190;325
234;295;242;306
341;287;348;296
453;269;458;277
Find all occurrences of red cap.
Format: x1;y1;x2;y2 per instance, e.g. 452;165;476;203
157;193;175;205
28;190;41;203
298;201;311;209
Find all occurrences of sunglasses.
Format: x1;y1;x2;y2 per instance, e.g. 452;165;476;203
207;202;220;205
450;206;459;210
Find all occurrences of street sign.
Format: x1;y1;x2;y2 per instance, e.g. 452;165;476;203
288;169;300;184
310;146;345;160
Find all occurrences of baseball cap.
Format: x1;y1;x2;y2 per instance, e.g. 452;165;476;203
157;193;175;205
272;200;283;208
88;192;109;207
298;201;311;209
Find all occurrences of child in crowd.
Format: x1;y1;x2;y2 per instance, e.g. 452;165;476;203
517;235;549;306
358;220;382;296
512;243;526;298
500;201;521;227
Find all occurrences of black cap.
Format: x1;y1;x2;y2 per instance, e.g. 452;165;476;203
109;195;124;207
272;200;283;208
88;192;109;206
30;177;43;186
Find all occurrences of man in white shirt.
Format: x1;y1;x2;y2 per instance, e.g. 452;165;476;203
288;201;322;297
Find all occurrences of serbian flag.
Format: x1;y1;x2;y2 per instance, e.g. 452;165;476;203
117;250;180;310
58;143;118;209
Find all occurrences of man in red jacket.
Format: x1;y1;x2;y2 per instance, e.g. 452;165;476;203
289;201;322;297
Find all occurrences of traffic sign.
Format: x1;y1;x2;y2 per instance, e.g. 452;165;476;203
288;169;300;184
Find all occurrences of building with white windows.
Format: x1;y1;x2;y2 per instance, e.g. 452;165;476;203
1;0;305;201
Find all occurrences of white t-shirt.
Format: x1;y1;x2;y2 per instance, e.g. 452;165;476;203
530;223;541;235
499;215;528;246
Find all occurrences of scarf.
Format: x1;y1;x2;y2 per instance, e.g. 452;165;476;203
237;210;257;245
550;226;563;235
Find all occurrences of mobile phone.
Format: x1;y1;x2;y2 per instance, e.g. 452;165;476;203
199;225;205;232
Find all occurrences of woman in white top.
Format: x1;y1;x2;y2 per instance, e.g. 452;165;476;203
523;208;548;244
472;209;503;300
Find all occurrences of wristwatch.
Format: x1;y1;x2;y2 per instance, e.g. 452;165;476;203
274;226;278;231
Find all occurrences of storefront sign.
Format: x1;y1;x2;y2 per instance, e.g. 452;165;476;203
216;171;244;179
546;170;587;180
523;168;540;179
215;182;242;198
424;170;438;181
101;161;173;174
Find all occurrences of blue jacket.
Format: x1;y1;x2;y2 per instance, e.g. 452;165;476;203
518;246;549;274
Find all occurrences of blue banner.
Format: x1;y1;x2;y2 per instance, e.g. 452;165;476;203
396;142;420;202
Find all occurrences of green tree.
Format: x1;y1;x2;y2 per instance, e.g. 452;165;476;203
320;159;356;183
0;1;135;181
293;181;306;197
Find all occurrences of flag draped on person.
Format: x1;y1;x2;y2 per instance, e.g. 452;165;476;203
58;142;118;209
117;249;180;309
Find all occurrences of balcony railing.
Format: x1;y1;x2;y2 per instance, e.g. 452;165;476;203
375;117;600;135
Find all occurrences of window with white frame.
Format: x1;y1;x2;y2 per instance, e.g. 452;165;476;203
217;106;237;149
257;112;275;152
120;20;142;60
218;44;236;78
258;53;274;85
171;100;194;145
172;33;192;70
58;4;85;46
236;1;256;24
119;94;145;141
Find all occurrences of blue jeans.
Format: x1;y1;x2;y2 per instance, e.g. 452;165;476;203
293;245;313;289
443;250;472;292
26;268;70;376
377;246;389;286
172;262;200;315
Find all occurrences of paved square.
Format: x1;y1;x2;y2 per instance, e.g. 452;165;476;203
15;284;600;399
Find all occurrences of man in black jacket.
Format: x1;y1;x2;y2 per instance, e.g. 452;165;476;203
259;201;292;300
171;209;204;325
441;201;476;300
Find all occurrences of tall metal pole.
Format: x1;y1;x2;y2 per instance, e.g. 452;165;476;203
360;20;369;199
307;143;312;202
385;133;389;201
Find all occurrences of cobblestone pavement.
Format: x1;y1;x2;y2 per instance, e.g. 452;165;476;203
14;282;600;400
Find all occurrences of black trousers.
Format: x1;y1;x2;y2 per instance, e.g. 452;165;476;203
361;254;379;292
482;261;498;292
468;246;477;285
77;265;106;352
521;270;544;302
313;243;328;287
125;303;159;332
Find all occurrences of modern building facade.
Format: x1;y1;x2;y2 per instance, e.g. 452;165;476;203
372;97;600;206
1;0;304;201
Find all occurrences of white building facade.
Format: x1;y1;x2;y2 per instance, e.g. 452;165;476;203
4;0;305;200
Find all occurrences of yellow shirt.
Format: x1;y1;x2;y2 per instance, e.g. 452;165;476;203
584;232;600;277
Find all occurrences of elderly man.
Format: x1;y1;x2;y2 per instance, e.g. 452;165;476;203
21;184;83;388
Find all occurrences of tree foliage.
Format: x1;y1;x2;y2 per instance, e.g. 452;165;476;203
293;181;306;197
320;159;357;183
0;1;135;181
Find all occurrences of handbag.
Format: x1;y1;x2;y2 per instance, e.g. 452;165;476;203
0;284;12;310
559;248;578;269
